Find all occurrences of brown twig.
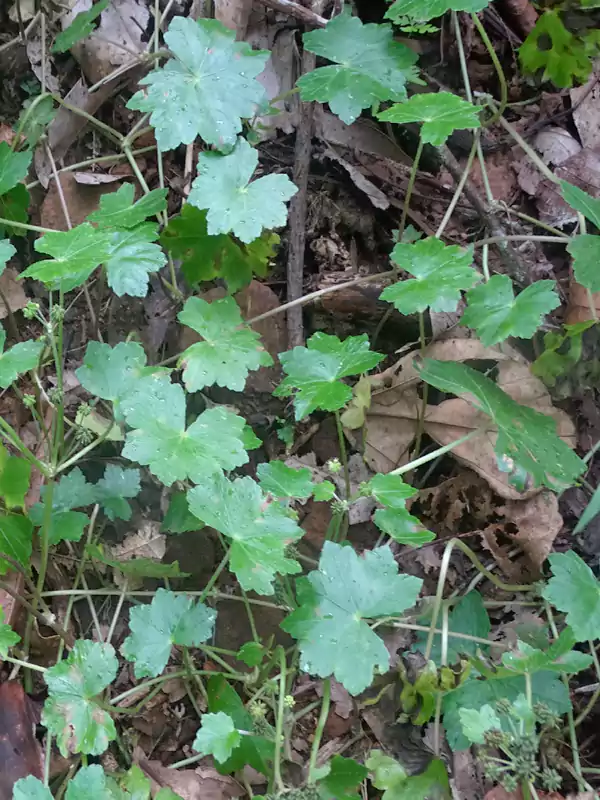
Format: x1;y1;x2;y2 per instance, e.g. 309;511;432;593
259;0;328;27
0;578;74;647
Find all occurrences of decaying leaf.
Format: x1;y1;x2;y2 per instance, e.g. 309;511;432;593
110;521;166;563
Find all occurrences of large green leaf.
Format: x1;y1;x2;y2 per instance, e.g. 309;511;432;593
193;712;241;764
87;184;167;229
122;380;248;486
318;755;368;800
416;359;586;489
275;332;384;420
13;776;53;800
127;17;269;151
121;588;216;678
297;12;419;125
0;514;33;573
178;296;272;392
188;138;297;244
381;237;477;313
442;671;571;750
52;0;110;53
542;550;600;641
23;224;112;291
567;235;600;292
42;640;117;756
104;225;166;298
160;205;277;293
282;542;422;694
461;274;559;346
0;325;43;388
378;92;481;146
187;473;303;595
76;340;152;411
386;0;489;23
0;142;32;196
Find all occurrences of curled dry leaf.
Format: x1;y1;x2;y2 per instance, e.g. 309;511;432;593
139;757;244;800
110;521;166;563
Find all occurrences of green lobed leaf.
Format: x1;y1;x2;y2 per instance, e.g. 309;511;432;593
416;359;586;490
13;776;53;800
0;325;44;388
567;235;600;293
257;461;314;498
297;12;420;125
317;755;368;800
160;205;277;294
519;10;592;88
87;184;168;229
458;704;501;745
378;92;481;146
380;237;477;314
366;749;450;800
52;0;110;53
0;184;30;238
18;95;57;149
561;180;600;228
122;381;249;486
415;591;490;665
442;671;571;750
178;296;272;392
104;224;167;298
373;507;435;546
386;0;489;23
275;332;384;420
188;473;303;595
0;514;33;573
121;587;216;678
94;464;141;521
237;641;265;667
542;550;600;641
42;640;118;756
0;443;31;508
127;17;269;151
65;764;123;800
193;712;241;764
0;141;32;196
501;630;593;676
0;606;20;657
0;239;16;275
282;542;422;694
161;492;201;534
367;473;417;508
23;224;112;292
461;274;559;346
188;137;297;244
532;320;594;387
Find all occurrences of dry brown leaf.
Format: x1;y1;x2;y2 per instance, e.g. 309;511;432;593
110;521;165;562
0;269;28;319
139;757;244;800
571;71;600;150
214;0;253;37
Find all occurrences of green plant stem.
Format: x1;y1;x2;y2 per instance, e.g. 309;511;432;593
39;588;288;610
26;147;157;190
424;538;532;661
475;234;570;248
390;429;480;476
273;648;287;793
12;91;52;149
379;620;503;649
0;217;55;235
334;410;350;499
198;549;230;603
436;133;479;238
0;577;73;646
52;95;124;145
409;312;429;474
110;667;247;706
0;416;50;476
574;642;600;727
4;655;47;672
471;13;508;123
307;678;331;784
490;107;558;185
242;588;260;643
399;137;424;242
502;206;566;237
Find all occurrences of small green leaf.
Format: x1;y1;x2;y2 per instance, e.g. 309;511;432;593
520;11;592;88
458;704;501;745
461;274;559;346
415;591;490;665
123;383;249;486
237;641;265;667
76;340;153;415
313;481;336;501
367;473;417;508
341;374;371;429
297;12;419;125
0;141;32;196
0;514;33;573
0;184;30;238
162;492;200;534
532;321;593;387
0;239;16;275
386;0;488;24
501;631;592;675
275;332;384;420
381;237;477;314
87;542;188;580
52;0;110;53
318;755;368;800
416;359;586;490
366;750;408;799
122;588;216;678
189;138;297;244
87;184;168;229
178;296;272;392
378;92;481;146
0;606;19;657
18;95;57;149
373;507;435;546
23;224;112;291
119;765;152;800
65;764;122;800
574;483;600;535
42;640;117;756
560;180;600;228
193;712;241;764
282;542;422;694
542;550;600;641
94;465;141;521
160;205;277;294
188;473;303;595
104;225;166;298
0;444;30;508
13;776;53;800
257;461;314;498
127;17;269;151
567;235;600;292
0;326;43;388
